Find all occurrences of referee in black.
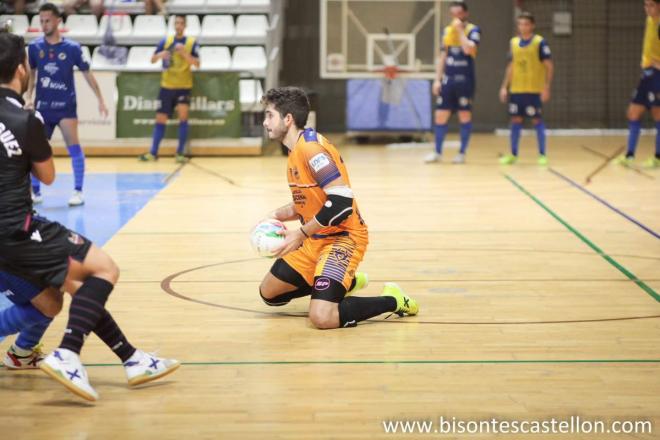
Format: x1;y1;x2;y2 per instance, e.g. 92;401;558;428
0;31;178;401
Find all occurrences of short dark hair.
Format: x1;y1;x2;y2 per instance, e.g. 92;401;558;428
0;31;26;84
175;14;186;21
261;87;310;128
449;1;467;11
39;2;62;17
517;11;535;24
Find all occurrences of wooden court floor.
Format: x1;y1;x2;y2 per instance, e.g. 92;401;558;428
1;134;658;439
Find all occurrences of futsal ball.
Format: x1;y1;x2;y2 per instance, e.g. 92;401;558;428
250;219;287;258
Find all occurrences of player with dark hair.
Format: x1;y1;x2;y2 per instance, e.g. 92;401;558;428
499;12;554;165
257;86;419;329
139;14;200;163
426;1;480;164
26;2;108;206
0;31;179;401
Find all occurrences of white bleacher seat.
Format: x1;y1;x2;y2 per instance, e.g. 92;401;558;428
206;0;239;8
98;14;133;39
91;46;127;70
167;14;200;38
238;0;271;13
240;0;270;6
132;15;166;42
168;0;206;13
126;46;160;71
28;14;41;32
1;15;29;36
235;14;268;38
64;15;98;39
199;15;234;43
239;79;263;110
103;0;146;13
231;46;267;77
199;46;231;70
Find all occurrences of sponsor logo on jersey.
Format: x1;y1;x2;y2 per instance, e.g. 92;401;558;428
39;77;68;91
309;153;330;172
68;232;83;245
43;62;59;76
314;277;331;291
0;122;22;158
39;49;45;59
58;52;67;60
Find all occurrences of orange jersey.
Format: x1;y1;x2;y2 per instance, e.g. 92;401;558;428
287;128;367;238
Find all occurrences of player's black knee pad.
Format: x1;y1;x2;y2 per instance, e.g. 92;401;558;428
311;276;347;303
260;259;312;306
270;259;308;288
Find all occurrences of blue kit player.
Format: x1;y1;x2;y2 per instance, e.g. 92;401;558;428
0;271;61;369
426;1;480;165
25;2;108;206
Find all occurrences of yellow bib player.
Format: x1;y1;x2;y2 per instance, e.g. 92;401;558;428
426;1;480;165
138;14;200;164
618;0;660;168
499;12;553;166
258;87;418;329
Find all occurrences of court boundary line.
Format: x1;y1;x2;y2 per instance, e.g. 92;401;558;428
83;359;660;367
504;174;660;302
549;168;659;239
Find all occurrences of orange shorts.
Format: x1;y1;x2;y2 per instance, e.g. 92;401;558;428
283;232;368;291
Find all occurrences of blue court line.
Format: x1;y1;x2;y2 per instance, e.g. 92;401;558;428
35;173;168;246
549;168;659;240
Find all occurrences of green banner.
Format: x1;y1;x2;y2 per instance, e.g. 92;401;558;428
116;72;241;138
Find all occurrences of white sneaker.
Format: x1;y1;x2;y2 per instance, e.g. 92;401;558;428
452;153;466;164
424;152;442;163
68;190;84;206
4;343;45;369
124;349;181;387
32;192;43;204
40;348;98;402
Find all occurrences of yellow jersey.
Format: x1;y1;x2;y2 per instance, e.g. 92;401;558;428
159;35;198;89
641;15;660;68
287;128;367;239
509;34;551;94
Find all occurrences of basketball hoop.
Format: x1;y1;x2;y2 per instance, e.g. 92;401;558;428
383;65;399;80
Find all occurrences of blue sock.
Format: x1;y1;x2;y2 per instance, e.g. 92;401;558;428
510;122;522;156
655;121;660;158
67;144;85;192
0;303;50;342
31;174;40;195
534;120;546;156
459;122;472;154
150;122;166;156
177;120;189;155
434;123;448;154
626;120;641;158
16;319;51;350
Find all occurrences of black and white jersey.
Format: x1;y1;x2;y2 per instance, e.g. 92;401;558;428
0;87;52;236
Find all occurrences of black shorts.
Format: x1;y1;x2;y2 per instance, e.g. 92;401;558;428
0;215;92;290
157;87;191;117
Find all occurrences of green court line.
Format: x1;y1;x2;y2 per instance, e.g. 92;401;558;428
84;359;660;367
504;175;660;302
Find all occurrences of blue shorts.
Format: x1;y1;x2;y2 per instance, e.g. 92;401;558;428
508;93;542;118
38;105;78;139
0;271;42;306
436;79;474;112
157;88;191;116
631;68;660;108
